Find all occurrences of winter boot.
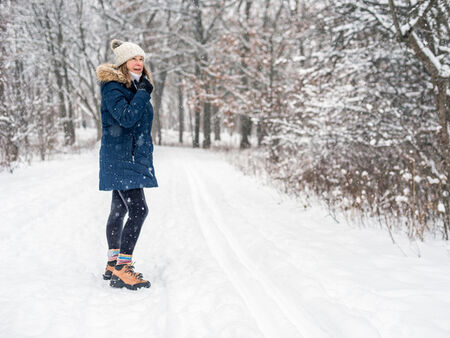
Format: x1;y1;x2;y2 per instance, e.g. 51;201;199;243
110;263;150;290
103;261;143;281
103;260;117;280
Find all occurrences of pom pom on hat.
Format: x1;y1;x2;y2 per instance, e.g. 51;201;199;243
110;39;145;67
110;39;123;50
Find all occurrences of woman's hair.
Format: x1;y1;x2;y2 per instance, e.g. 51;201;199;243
117;62;154;88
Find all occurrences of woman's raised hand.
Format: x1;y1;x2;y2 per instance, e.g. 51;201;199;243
137;78;153;95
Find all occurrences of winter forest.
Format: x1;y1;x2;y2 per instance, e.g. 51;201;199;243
0;0;449;240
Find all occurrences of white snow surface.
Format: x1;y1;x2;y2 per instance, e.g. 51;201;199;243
1;146;450;338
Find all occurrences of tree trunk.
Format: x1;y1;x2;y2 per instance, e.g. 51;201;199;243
95;110;102;141
178;80;184;144
257;119;266;146
193;62;201;148
56;2;75;146
436;78;450;238
46;8;69;147
213;105;220;141
193;0;206;148
151;68;167;146
239;0;253;149
240;114;252;149
202;84;211;148
63;56;75;145
193;103;201;148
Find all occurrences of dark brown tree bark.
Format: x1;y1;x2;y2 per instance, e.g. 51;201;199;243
239;0;253;149
151;68;167;146
178;79;184;144
203;83;211;148
56;2;75;146
213;105;220;141
193;62;201;148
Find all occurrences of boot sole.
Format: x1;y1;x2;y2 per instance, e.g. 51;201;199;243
110;275;151;290
103;272;144;280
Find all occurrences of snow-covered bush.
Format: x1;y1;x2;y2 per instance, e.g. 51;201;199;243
253;0;449;240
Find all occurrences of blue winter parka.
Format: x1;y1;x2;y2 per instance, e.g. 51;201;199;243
96;63;158;191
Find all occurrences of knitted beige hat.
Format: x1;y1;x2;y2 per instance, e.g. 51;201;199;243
110;39;145;67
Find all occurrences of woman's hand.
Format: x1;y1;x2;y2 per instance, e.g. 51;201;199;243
137;78;153;95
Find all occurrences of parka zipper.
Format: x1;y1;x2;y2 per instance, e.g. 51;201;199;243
131;135;136;163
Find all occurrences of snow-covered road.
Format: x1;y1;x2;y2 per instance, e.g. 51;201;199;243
1;146;450;338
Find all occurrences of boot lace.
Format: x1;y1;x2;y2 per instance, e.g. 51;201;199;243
124;263;144;280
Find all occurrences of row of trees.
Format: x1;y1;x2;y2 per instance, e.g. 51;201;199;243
1;0;103;164
1;0;448;239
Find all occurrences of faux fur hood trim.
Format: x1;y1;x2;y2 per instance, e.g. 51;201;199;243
96;63;154;88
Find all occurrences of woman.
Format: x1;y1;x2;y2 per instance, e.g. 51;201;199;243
96;39;158;290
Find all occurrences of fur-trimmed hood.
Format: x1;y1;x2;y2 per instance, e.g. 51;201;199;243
96;63;154;88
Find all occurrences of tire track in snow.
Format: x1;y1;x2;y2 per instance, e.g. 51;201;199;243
184;163;330;338
182;169;272;337
189;161;382;338
158;171;187;338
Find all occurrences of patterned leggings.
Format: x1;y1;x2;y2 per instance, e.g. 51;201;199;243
106;188;148;255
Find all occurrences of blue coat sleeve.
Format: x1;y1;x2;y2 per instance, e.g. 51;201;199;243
102;82;150;129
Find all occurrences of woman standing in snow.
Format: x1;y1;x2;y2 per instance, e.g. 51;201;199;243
96;39;158;290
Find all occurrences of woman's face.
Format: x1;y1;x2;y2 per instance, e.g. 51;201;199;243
126;56;144;75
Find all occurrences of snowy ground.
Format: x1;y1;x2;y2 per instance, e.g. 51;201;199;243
1;145;450;338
